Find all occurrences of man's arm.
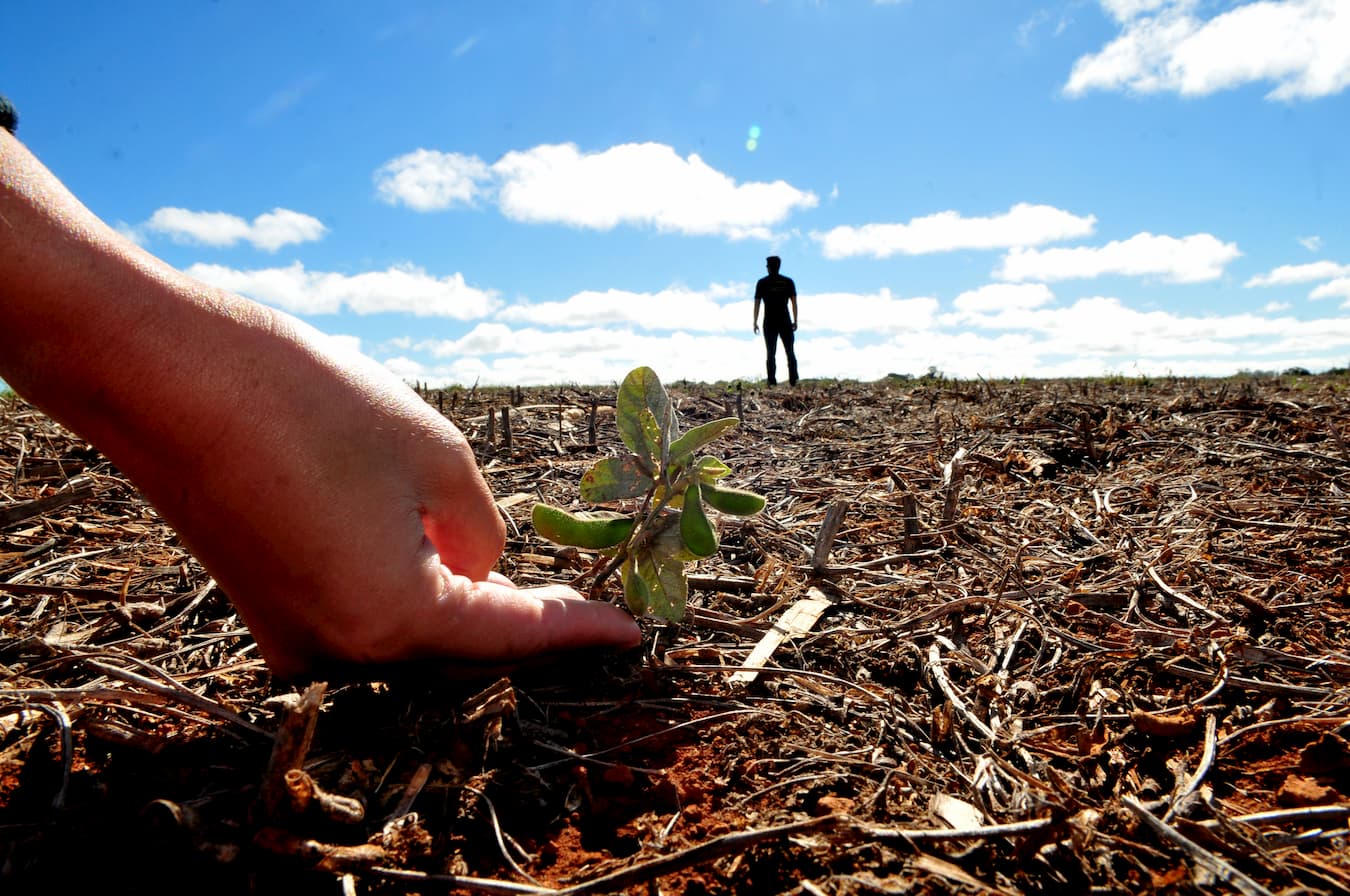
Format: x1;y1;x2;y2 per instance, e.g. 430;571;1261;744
790;295;799;331
753;295;762;333
0;128;639;679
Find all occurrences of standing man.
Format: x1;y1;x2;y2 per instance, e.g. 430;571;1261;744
753;255;799;386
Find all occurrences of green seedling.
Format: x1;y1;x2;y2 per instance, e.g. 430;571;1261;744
530;366;765;621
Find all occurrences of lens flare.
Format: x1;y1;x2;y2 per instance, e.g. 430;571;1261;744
746;125;762;152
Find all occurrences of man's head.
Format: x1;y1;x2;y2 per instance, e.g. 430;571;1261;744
766;255;781;274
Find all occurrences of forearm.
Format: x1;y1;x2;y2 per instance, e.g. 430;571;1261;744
0;130;290;453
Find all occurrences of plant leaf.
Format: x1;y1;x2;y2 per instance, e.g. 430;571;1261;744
617;366;677;462
678;481;719;558
695;455;732;483
621;553;652;616
651;511;699;562
668;417;738;466
579;454;654;502
653;557;689;621
630;549;687;621
638;408;666;468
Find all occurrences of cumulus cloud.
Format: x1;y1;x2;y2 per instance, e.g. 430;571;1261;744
493;282;935;335
1245;260;1350;286
802;290;940;333
374;142;818;240
185;261;498;318
950;282;1057;316
1066;0;1350;101
996;232;1240;283
322;333;366;359
144;207;327;252
497;286;743;332
374;149;493;211
373;291;1350;386
814;203;1096;260
1310;278;1350;303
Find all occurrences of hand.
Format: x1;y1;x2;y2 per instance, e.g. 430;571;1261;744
0;130;641;681
753;324;760;334
792;321;798;332
130;322;644;680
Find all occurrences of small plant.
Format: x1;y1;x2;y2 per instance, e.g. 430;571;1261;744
531;367;765;621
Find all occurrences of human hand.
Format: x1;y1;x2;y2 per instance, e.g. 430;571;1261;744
137;322;645;680
753;324;760;334
1;129;641;681
792;321;798;332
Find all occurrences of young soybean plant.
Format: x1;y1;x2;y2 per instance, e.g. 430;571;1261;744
531;367;765;621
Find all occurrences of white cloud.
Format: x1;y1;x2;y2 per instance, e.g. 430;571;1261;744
1263;300;1292;312
1017;9;1072;46
996;232;1240;283
1102;0;1181;22
815;203;1096;260
1310;277;1350;303
374;142;818;240
949;293;1277;353
383;356;428;380
802;290;940;333
372;293;1350;386
1067;0;1350;101
408;325;778;386
492;142;817;239
323;333;366;359
1245;260;1350;286
1298;235;1323;252
145;207;327;252
950;282;1057;315
496;286;743;331
185;261;498;318
492;282;933;335
248;209;330;252
374;149;492;211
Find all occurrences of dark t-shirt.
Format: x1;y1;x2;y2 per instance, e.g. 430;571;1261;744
755;273;796;325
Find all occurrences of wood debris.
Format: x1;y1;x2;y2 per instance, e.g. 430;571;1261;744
4;374;1350;894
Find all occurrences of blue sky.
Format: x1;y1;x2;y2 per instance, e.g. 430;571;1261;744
6;0;1350;385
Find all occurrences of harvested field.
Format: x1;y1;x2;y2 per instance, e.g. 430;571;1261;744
4;373;1350;895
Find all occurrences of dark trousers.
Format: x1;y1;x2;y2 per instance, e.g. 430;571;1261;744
763;319;798;385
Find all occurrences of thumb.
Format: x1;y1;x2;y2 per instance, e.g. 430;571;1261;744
417;438;507;582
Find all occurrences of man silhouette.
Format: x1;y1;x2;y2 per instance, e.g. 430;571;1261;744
753;255;799;386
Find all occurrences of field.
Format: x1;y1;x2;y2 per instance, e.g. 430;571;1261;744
3;373;1350;894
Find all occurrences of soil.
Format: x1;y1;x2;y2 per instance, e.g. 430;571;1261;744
3;373;1350;895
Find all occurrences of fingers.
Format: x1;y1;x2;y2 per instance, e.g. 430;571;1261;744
415;431;507;582
415;569;642;663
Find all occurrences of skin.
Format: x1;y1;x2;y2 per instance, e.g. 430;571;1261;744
0;130;641;680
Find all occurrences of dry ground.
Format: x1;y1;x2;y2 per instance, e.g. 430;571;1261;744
3;373;1350;895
